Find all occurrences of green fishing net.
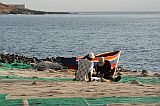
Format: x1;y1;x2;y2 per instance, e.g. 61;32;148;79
0;62;35;69
120;76;160;84
0;94;23;106
0;75;73;82
28;96;160;106
1;74;159;84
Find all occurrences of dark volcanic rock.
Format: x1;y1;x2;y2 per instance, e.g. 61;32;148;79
141;70;149;77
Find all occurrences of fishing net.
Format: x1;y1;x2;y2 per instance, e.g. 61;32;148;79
0;75;74;82
28;96;160;106
29;98;87;106
0;94;23;106
0;99;23;106
0;62;35;69
0;67;8;71
0;74;159;84
86;96;160;105
120;76;160;84
0;94;7;100
1;93;159;106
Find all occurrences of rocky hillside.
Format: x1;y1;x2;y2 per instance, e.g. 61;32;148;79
0;2;12;13
0;2;71;14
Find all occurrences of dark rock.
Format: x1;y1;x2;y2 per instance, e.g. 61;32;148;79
141;70;149;74
142;73;149;77
49;70;55;73
117;72;124;75
132;70;138;72
141;70;149;76
37;66;45;71
32;76;38;79
153;73;160;77
117;66;124;72
36;61;64;70
130;80;141;84
31;81;37;85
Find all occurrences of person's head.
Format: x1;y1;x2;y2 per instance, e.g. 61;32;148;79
86;52;95;60
98;57;105;66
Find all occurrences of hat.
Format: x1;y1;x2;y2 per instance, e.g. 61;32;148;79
98;57;105;66
87;52;95;59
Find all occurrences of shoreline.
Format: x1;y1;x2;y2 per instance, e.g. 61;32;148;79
0;52;159;73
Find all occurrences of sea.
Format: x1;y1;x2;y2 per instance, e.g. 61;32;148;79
0;12;160;72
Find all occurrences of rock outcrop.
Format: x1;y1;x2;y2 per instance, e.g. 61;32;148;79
0;2;71;14
0;2;12;13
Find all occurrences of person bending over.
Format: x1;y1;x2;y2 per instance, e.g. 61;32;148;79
96;57;121;82
75;52;95;82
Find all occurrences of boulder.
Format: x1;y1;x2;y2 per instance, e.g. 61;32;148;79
153;73;160;77
35;61;64;70
131;80;141;84
36;66;45;71
141;70;149;77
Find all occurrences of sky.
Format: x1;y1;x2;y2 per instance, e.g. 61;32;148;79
1;0;160;12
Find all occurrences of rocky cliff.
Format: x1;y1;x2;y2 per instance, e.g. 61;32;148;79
0;2;12;13
0;2;71;14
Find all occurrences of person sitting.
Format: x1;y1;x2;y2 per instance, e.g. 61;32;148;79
75;52;95;82
96;57;121;82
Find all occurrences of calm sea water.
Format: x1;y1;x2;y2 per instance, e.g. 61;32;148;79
0;12;160;72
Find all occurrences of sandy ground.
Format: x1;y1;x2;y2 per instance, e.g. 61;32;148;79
0;68;160;106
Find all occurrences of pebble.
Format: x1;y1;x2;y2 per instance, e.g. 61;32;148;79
153;73;160;77
130;80;144;86
130;80;141;84
117;72;124;75
141;70;149;77
31;81;37;85
32;76;38;79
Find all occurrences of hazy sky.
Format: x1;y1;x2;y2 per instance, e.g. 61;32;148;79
1;0;160;12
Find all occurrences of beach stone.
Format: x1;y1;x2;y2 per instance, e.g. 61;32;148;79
124;69;130;72
117;72;124;75
132;70;138;72
141;70;149;74
130;80;141;84
141;70;149;77
36;61;63;70
142;73;149;77
31;81;37;85
85;88;97;92
117;66;125;72
49;69;55;73
153;73;160;77
32;76;38;79
37;66;45;71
